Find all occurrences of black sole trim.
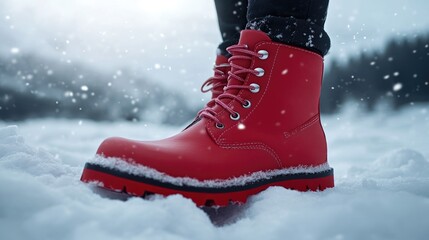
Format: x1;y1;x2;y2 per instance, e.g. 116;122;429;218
84;163;333;193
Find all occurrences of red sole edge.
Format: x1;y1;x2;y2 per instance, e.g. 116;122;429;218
81;168;334;207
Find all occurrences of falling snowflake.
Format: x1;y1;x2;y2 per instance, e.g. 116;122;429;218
10;48;20;54
281;69;289;75
393;83;402;92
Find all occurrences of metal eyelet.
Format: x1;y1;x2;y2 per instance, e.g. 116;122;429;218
242;100;251;108
230;112;240;121
215;123;224;129
258;50;269;60
249;83;260;93
254;67;265;77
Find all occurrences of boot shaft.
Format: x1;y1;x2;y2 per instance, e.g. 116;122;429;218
205;30;327;167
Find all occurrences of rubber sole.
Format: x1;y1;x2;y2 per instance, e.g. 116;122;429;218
81;163;334;206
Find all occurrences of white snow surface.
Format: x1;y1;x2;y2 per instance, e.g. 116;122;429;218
89;156;332;188
1;104;429;239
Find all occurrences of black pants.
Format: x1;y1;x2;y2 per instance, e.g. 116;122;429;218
214;0;330;57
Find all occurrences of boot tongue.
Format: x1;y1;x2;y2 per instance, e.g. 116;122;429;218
211;55;229;99
215;54;228;66
238;30;271;49
225;30;272;96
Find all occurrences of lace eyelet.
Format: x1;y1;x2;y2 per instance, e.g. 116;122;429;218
230;112;240;121
258;50;269;60
254;67;265;77
249;83;260;93
242;100;251;108
215;123;224;129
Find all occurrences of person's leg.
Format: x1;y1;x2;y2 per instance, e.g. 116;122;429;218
215;0;330;56
214;0;248;57
246;0;330;56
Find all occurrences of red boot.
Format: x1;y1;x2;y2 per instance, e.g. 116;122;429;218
81;30;334;206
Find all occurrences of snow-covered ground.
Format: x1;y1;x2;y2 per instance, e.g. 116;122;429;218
1;104;429;240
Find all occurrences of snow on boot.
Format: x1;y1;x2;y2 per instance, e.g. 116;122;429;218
81;30;334;207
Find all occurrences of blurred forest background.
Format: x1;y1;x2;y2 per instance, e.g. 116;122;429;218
322;34;429;112
0;53;193;124
1;0;429;125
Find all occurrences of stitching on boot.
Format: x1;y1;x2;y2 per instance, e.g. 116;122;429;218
218;142;283;168
284;114;320;139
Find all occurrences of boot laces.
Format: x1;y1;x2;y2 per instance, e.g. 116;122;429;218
200;63;230;96
198;44;263;127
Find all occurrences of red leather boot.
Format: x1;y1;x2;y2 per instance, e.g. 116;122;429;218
81;30;334;206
